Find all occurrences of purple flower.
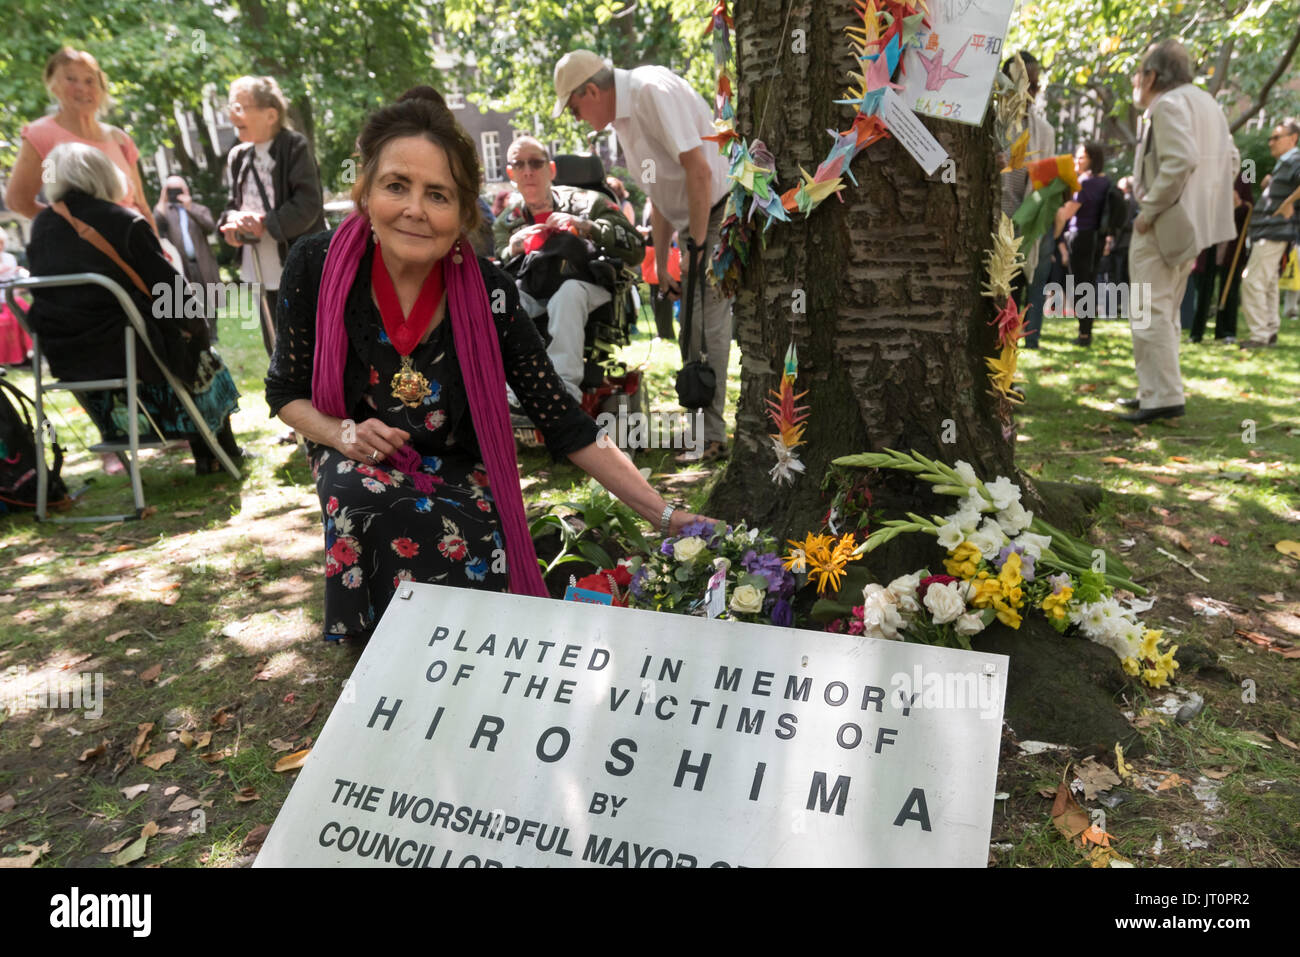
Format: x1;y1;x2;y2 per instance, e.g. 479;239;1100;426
679;519;716;540
743;549;795;598
995;543;1036;581
770;598;793;627
629;565;649;598
660;539;676;556
1049;572;1071;595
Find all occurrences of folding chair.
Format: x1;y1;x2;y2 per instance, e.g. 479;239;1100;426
1;272;241;522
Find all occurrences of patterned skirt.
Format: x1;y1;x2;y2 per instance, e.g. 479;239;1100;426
311;446;510;640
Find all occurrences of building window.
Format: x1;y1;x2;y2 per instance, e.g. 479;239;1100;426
482;131;502;182
446;92;466;110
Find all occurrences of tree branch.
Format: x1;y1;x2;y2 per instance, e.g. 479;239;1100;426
1209;35;1234;96
1229;17;1300;132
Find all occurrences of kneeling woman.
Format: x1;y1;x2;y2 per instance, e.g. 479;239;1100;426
266;87;709;641
25;142;242;474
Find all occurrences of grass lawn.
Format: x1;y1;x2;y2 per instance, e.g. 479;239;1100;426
1;298;1297;868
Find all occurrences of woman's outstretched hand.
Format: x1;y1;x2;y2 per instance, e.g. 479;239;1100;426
668;510;722;537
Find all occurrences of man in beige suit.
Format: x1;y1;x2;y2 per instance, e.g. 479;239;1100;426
1119;39;1237;423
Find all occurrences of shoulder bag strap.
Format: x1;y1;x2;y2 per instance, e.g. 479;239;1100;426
49;201;151;297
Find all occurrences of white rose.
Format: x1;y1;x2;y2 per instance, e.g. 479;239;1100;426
672;536;707;563
861;584;905;640
955;612;986;636
936;522;965;550
729;583;765;615
886;572;923;614
985;475;1021;511
923;581;967;624
1015;531;1053;560
954;460;979;488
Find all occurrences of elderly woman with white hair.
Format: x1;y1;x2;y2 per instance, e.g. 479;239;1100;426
23;142;245;475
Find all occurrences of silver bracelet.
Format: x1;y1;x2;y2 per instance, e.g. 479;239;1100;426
659;504;677;537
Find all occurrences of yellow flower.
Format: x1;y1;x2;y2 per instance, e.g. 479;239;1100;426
1139;628;1163;660
1143;667;1169;689
1041;588;1072;620
1121;656;1141;676
992;598;1022;629
943;541;981;579
970;576;1003;609
784;532;859;595
998;551;1023;587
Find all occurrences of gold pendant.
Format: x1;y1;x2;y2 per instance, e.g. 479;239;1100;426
390;355;431;408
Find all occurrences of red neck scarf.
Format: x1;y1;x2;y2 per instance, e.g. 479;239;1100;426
370;243;445;354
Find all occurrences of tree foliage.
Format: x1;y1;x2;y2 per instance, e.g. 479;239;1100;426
1009;0;1300;174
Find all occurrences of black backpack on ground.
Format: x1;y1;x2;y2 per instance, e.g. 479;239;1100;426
0;375;70;514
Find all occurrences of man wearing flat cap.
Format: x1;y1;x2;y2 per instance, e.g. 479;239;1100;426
554;49;732;464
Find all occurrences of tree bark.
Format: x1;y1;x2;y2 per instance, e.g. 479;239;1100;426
711;0;1015;556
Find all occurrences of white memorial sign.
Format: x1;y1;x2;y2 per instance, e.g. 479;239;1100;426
900;0;1018;126
255;583;1007;868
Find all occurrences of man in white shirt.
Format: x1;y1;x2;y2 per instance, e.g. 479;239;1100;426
1119;39;1237;423
554;49;733;464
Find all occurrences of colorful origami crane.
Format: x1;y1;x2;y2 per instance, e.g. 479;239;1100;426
767;343;810;485
916;38;969;91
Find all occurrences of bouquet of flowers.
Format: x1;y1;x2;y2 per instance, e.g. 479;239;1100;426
627;520;796;625
824;449;1178;687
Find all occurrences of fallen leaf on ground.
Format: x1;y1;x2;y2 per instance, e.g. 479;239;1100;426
172;510;202;518
139;505;158;519
110;835;148;867
29;735;41;749
282;692;296;704
0;793;14;813
1037;787;1057;799
210;707;235;728
0;843;51;868
1074;757;1122;800
233;787;260;803
1050;783;1091;844
104;630;131;643
1209;535;1230;547
1202;767;1237;780
130;722;154;758
78;739;109;762
1240;730;1274;748
1187;490;1215;502
1258;592;1286;603
141;821;159;839
295;701;321;730
267;738;294;752
139;664;162;684
242;824;270;853
1156;773;1189;791
199;748;231;764
1169;455;1190;463
1277;540;1300;561
1152;475;1179;486
1100;456;1129;465
100;838;130;854
164;786;180;796
196;732;212;749
1081;823;1113;847
1115;743;1133;781
178;730;195;749
1170;530;1195;552
140;748;177;770
120;784;150;800
167;794;201;813
274;749;311;772
1275;732;1300;751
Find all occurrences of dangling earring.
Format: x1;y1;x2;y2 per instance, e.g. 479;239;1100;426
451;241;463;265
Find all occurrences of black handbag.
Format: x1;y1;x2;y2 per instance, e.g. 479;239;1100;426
674;240;716;411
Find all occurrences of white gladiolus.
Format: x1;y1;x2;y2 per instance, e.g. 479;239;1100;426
1015;531;1053;560
968;518;1007;560
985;475;1021;511
954;460;979;487
996;499;1032;535
936;522;965;550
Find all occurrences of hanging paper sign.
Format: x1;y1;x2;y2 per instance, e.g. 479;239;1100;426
899;0;1017;126
880;89;949;176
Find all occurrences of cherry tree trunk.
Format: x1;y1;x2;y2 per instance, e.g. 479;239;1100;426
710;0;1016;548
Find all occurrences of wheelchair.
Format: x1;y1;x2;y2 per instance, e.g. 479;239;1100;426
505;154;649;454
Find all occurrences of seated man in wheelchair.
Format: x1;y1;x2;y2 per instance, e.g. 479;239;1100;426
493;136;643;405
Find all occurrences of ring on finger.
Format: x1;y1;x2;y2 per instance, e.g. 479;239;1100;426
368;451;378;463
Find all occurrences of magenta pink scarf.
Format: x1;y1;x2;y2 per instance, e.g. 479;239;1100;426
311;213;548;598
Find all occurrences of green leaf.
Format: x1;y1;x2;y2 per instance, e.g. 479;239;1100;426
576;541;615;569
